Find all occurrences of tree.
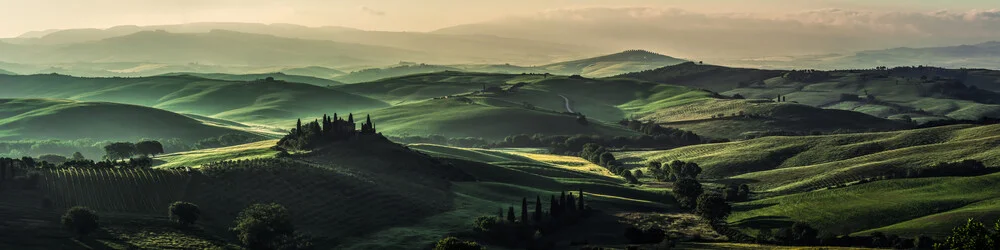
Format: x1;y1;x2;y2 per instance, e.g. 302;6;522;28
578;189;585;211
935;218;996;250
169;201;201;227
136;140;165;157
434;237;484;250
534;195;542;223
104;142;136;160
520;197;528;224
507;206;516;223
550;195;559;218
71;152;85;161
231;203;295;250
672;179;703;209
695;194;731;222
62;206;99;238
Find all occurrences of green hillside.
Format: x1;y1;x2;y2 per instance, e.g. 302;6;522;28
337;71;714;122
333;63;463;83
0;74;388;126
0;98;255;142
621;63;1000;123
638;99;909;139
615;124;1000;238
0;68;14;75
159;72;343;86
368;96;640;140
538;50;688;78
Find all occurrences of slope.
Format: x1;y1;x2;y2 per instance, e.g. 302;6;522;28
280;66;345;79
333;64;463;83
0;68;14;75
538;50;688;78
0;98;255;142
0;74;388;126
159;72;344;87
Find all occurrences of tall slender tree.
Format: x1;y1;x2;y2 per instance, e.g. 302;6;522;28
296;119;302;135
550;195;559;218
534;195;542;223
520;197;528;224
507;206;515;223
566;192;576;212
578;188;585;211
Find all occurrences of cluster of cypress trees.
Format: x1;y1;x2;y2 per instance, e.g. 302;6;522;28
278;113;378;150
500;189;588;225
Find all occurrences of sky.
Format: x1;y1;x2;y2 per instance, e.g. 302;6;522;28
3;0;999;37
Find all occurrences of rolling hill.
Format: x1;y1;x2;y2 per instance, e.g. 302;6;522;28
279;66;346;79
0;74;388;126
0;98;255;142
0;68;14;75
620;63;1000;123
159;72;343;87
333;64;463;83
727;41;1000;70
614;124;1000;238
536;50;687;78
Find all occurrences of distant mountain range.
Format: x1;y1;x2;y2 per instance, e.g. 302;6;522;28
727;41;1000;70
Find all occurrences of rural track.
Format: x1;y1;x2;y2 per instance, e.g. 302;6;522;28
558;94;575;113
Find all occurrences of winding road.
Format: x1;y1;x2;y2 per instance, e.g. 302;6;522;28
558;94;575;113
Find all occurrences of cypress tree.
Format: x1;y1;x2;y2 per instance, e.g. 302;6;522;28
566;192;576;212
550;195;559;218
348;113;354;124
296;119;302;135
578;188;585;211
520;197;528;224
499;207;504;218
559;191;567;215
507;206;515;223
534;195;542;223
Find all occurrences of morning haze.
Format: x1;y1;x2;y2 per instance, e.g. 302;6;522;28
2;1;1000;250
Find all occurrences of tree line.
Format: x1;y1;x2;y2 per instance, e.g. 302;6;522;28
470;189;592;249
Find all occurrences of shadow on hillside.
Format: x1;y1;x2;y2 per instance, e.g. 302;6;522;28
730;202;778;213
730;215;794;230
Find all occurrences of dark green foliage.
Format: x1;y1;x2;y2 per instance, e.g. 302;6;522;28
618;119;703;145
231;203;297;250
194;133;263;149
724;184;751;201
474;216;500;233
577;189;584;211
549;195;559;218
695;194;731;222
935;218;998;250
433;237;484;250
774;222;819;245
278;113;378;150
168;201;201;227
103;142;136;160
904;159;993;178
566;192;576;213
135;140;164;156
622;170;639;184
534;196;542;223
667;160;702;180
521;197;528;224
507;206;516;223
62;206;99;238
672;179;703;209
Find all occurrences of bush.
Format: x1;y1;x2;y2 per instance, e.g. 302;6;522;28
695;194;731;222
474;216;500;232
672;179;703;209
168;201;201;227
62;206;99;238
935;218;997;250
434;237;484;250
231;203;297;250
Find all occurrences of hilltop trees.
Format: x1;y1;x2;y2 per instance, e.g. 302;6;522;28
278;113;378;150
62;206;99;239
168;201;201;227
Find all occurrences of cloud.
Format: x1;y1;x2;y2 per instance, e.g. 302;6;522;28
359;6;386;16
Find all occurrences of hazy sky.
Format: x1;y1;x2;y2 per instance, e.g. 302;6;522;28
4;0;999;37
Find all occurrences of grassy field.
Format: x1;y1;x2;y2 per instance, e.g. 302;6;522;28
615;124;1000;238
154;139;281;168
0;74;388;127
368;96;640;140
0;98;257;142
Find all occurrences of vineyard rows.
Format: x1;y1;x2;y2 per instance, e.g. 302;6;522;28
37;168;192;214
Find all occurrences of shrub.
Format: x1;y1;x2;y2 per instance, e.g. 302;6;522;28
62;206;99;238
474;216;500;232
695;194;731;222
434;237;484;250
672;179;703;209
168;201;201;227
231;203;296;250
935;218;997;250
